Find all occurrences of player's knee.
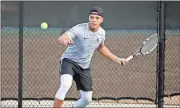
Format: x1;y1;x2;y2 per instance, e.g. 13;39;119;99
82;96;92;103
61;74;72;89
81;93;92;104
80;90;93;104
61;80;72;89
55;74;72;100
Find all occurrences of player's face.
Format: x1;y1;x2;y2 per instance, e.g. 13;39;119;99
89;14;103;30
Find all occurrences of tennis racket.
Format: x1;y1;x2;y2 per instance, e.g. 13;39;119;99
126;33;159;61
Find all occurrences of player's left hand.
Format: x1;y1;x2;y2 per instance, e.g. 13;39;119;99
116;58;129;66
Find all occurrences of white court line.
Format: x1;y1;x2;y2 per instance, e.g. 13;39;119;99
1;100;180;108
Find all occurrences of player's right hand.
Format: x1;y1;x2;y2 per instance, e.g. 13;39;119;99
57;33;74;46
63;39;73;46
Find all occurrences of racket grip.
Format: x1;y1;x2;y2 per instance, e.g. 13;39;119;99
126;55;134;61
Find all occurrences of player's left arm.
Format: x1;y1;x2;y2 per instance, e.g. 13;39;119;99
97;44;128;65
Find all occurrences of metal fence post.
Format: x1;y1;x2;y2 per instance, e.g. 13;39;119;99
157;1;166;108
18;1;23;108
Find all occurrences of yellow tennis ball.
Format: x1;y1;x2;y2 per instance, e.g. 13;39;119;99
41;22;48;29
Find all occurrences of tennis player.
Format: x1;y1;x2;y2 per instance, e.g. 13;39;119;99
53;6;129;108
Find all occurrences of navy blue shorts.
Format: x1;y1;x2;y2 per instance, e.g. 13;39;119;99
60;58;93;91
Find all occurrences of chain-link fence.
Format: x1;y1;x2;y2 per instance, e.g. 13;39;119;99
1;1;180;108
163;2;180;105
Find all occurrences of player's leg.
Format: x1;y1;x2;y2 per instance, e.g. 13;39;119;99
53;59;74;108
73;68;93;107
53;74;73;108
74;90;93;107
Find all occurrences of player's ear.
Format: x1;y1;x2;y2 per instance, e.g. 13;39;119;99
101;17;104;23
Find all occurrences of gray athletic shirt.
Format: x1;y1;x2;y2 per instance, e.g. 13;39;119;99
61;23;105;69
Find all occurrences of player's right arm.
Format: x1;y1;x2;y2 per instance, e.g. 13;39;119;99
57;33;73;46
57;25;79;46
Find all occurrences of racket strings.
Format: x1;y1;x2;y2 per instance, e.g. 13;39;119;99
141;35;158;54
